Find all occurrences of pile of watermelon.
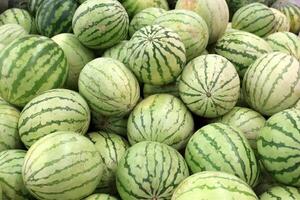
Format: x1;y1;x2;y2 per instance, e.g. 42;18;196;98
0;0;300;199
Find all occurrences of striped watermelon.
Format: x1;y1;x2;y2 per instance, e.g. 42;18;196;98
185;123;259;187
154;10;209;61
121;0;169;18
102;40;128;63
171;171;258;200
0;8;36;33
270;8;290;32
0;103;22;152
295;98;300;109
28;0;44;15
52;33;95;90
88;132;128;193
72;0;129;50
213;107;266;151
125;25;186;85
78;57;140;117
242;52;300;116
35;0;78;37
175;0;229;44
116;141;189;200
0;24;28;47
143;81;179;98
232;3;276;37
129;7;166;37
22;131;103;200
128;94;194;150
265;32;300;60
0;35;68;107
0;150;31;200
18;89;90;148
260;186;300;199
179;54;240;118
84;194;118;200
257;108;300;187
215;30;273;77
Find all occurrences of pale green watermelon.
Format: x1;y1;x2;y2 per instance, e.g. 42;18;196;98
102;40;128;63
260;186;300;199
84;193;118;200
270;8;290;32
0;24;28;47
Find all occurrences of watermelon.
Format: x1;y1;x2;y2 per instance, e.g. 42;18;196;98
154;10;209;61
0;150;31;200
242;52;300;116
185;123;259;187
22;131;103;200
270;8;290;32
254;165;278;195
52;33;95;90
27;0;44;15
265;31;300;60
18;89;90;148
0;103;22;152
88;132;128;193
121;0;169;18
213;107;266;151
78;57;140;117
143;80;179;98
116;141;189;200
35;0;78;37
179;54;240;118
171;171;258;200
102;40;128;63
6;0;29;10
257;108;300;187
0;8;35;33
129;7;166;37
84;194;118;200
0;35;68;107
125;25;186;85
72;0;129;50
232;3;276;37
0;24;28;47
175;0;229;44
215;30;273;77
128;94;194;150
260;186;300;199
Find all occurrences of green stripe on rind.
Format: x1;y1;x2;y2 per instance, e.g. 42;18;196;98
18;89;91;148
242;52;300;116
28;0;45;15
22;132;103;200
215;30;273;77
270;8;290;32
125;25;186;85
185;123;259;187
171;171;258;200
260;186;300;200
84;193;118;200
116;141;189;200
0;150;32;200
257;109;300;187
102;40;128;63
0;35;68;107
72;0;129;50
78;57;140;117
35;0;78;37
179;54;240;118
0;24;28;46
276;3;300;34
127;94;194;150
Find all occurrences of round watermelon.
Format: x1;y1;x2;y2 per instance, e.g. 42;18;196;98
84;193;118;200
0;24;28;47
270;8;290;32
260;186;300;200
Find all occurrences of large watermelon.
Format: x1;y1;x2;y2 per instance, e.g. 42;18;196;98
179;54;240;118
127;94;194;150
18;89;90;148
0;35;68;107
78;57;140;117
154;9;209;61
0;24;28;47
102;40;128;63
72;0;129;50
260;186;300;199
116;141;189;200
242;52;300;116
270;8;290;32
22;131;103;200
52;33;95;90
125;25;186;85
84;194;118;200
257;108;300;187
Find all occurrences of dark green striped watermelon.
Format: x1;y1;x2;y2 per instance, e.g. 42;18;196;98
260;186;300;199
84;194;118;200
116;141;189;200
27;0;44;15
270;8;290;32
257;108;300;187
22;131;103;200
35;0;78;37
0;24;28;47
72;0;129;50
102;40;128;63
172;171;258;200
0;35;68;107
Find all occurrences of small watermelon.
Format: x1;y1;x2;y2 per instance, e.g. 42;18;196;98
270;8;290;32
102;40;128;63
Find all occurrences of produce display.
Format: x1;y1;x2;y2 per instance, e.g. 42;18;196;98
0;0;300;199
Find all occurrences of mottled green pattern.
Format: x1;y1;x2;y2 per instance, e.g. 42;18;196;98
102;40;128;63
84;193;119;200
270;8;290;32
260;186;300;200
0;24;28;47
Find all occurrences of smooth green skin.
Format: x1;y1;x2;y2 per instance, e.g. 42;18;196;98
102;40;128;63
260;186;300;200
52;33;95;90
270;8;290;32
84;194;119;200
0;24;28;47
172;171;258;200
